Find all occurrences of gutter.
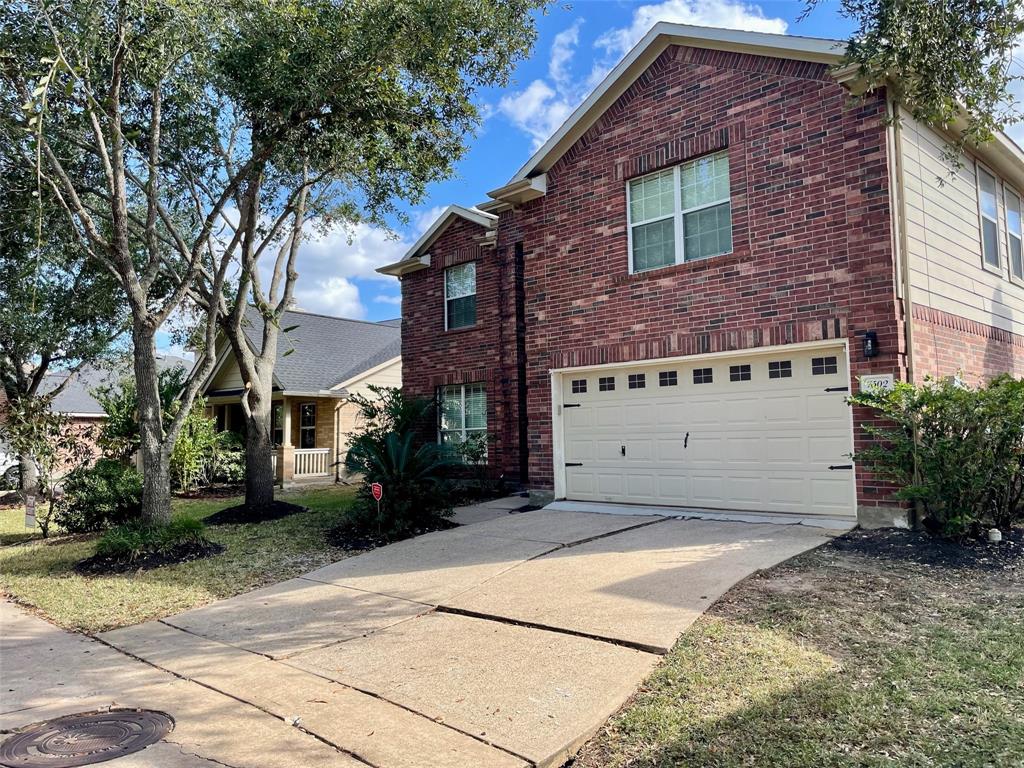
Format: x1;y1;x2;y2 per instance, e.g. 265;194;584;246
889;96;915;384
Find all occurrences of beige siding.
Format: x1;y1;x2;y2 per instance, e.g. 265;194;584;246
209;355;245;391
899;108;1024;335
339;357;402;399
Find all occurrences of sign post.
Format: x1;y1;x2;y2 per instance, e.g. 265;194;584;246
24;494;36;530
370;482;384;533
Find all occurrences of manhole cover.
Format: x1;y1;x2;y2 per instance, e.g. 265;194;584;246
0;710;173;768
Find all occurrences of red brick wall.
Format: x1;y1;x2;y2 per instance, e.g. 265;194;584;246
399;216;522;479
501;45;904;510
912;304;1024;383
401;45;907;514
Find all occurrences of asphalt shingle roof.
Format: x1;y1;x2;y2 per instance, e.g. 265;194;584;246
237;307;401;393
42;355;192;416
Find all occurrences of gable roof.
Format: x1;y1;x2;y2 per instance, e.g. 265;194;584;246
377;205;497;277
495;23;844;195
482;21;1024;204
43;355;191;417
205;307;400;396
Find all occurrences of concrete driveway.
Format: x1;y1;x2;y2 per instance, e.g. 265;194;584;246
4;504;848;768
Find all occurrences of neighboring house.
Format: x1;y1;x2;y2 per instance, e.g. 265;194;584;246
380;23;1024;528
0;355;191;483
200;308;401;485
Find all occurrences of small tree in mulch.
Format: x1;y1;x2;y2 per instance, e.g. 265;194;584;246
850;374;1024;539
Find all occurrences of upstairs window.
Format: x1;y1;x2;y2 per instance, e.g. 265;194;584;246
1006;186;1024;281
445;262;476;329
978;166;1000;271
627;151;732;273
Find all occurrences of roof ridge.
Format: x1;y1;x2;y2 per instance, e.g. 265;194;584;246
279;307;402;329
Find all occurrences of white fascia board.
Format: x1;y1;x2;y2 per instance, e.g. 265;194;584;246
508;23;844;183
396;204;497;263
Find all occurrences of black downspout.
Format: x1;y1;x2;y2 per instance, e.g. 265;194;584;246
514;241;529;483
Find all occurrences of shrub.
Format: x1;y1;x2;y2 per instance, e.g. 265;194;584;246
344;386;455;535
211;431;245;484
850;374;1024;538
53;458;143;533
95;515;209;562
170;397;221;492
346;431;455;535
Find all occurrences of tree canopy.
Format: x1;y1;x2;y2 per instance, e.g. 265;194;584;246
815;0;1024;150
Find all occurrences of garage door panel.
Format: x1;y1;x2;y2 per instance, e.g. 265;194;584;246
656;438;687;462
560;347;855;517
762;395;803;423
763;436;806;463
595;405;625;427
656;475;688;500
685;436;724;463
627;440;653;461
723;398;763;426
807;435;851;461
691;475;725;503
626;474;656;498
725;436;762;463
624;404;655;425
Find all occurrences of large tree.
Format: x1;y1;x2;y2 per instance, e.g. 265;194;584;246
184;0;548;512
814;0;1024;150
0;133;124;493
2;0;545;521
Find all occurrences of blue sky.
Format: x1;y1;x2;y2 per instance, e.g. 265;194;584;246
158;0;859;353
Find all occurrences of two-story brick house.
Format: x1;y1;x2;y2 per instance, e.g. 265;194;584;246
380;24;1024;528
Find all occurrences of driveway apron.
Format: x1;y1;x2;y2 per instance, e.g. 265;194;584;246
7;505;847;768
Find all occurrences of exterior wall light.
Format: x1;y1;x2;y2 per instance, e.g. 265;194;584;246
862;330;880;359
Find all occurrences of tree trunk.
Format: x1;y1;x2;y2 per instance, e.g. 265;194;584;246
132;323;172;525
18;455;38;496
243;379;275;511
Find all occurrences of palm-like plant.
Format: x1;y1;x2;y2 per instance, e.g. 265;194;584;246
344;388;455;535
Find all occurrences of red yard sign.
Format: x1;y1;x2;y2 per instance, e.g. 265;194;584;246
371;482;384;502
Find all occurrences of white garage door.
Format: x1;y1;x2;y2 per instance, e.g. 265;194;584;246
559;346;855;517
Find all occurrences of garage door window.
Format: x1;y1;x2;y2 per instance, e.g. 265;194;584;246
627;151;732;273
439;383;486;451
768;360;792;379
659;371;678;387
599;376;616;392
812;356;839;375
693;367;713;384
628;373;646;389
571;378;587;394
729;364;751;382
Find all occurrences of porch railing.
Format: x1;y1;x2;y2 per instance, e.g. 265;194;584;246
294;448;330;477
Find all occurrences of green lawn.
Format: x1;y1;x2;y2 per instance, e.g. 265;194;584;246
575;543;1024;768
0;486;358;633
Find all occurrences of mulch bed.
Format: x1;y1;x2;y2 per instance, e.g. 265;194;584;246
829;527;1023;571
326;517;459;552
175;485;245;500
74;542;226;575
205;500;307;526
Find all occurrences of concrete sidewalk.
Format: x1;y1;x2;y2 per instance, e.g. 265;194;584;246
4;504;848;767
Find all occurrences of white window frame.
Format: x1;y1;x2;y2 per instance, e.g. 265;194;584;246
438;383;486;448
443;262;477;331
626;151;732;274
299;402;316;449
1003;181;1024;284
976;162;1002;274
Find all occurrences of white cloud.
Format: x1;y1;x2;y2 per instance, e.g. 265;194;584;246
293;275;366;318
373;293;403;306
596;0;788;59
499;3;787;149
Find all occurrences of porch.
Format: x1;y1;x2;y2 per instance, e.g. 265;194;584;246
209;392;355;486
